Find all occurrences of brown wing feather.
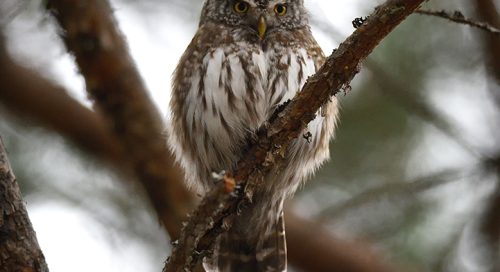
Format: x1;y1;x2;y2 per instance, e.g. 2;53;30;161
214;198;286;272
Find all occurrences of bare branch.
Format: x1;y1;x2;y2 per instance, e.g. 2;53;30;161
0;136;48;272
164;0;427;270
44;0;194;240
415;9;500;35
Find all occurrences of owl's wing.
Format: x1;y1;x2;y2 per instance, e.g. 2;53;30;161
305;32;326;72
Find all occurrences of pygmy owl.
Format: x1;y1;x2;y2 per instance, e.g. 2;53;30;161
168;0;339;271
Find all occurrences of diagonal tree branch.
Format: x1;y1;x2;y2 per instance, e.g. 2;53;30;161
0;136;49;272
164;0;427;270
44;0;194;240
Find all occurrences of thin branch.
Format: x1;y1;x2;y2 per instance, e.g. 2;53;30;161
164;0;426;270
44;0;194;240
0;136;49;272
415;9;500;35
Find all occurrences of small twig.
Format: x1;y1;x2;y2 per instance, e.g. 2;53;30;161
416;9;500;35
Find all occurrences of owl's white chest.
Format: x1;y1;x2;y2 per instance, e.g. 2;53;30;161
172;44;321;188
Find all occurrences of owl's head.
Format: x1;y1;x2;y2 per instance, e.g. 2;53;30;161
200;0;309;39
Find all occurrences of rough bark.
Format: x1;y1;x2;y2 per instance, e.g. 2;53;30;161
0;137;49;272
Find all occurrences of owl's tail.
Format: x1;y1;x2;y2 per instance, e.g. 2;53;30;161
206;198;287;272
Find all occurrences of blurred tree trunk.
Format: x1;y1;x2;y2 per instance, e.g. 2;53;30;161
0;136;48;272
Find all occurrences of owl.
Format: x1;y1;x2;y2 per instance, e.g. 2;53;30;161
168;0;339;271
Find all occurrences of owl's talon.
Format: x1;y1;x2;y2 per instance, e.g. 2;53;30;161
303;131;313;143
230;184;242;197
171;239;179;247
211;170;226;183
236;201;248;215
207;218;215;228
244;190;254;203
222;216;233;230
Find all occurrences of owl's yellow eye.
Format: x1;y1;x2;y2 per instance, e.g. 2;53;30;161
274;4;287;16
234;1;249;13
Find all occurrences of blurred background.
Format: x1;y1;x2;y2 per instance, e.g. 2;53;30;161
0;0;499;271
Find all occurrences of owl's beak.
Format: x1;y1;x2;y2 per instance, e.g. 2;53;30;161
257;16;267;39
